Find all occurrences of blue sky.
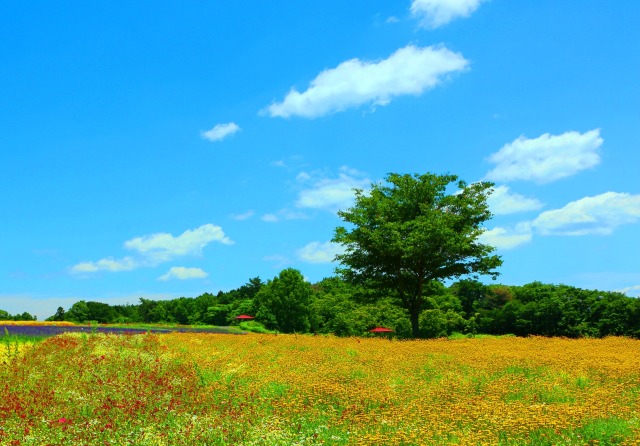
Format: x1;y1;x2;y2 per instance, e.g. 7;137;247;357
2;1;639;319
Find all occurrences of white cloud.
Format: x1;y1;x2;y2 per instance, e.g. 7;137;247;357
261;213;279;223
231;210;254;221
70;224;232;274
70;257;138;274
280;209;307;220
124;224;233;263
158;267;208;281
485;129;603;184
264;44;468;118
532;192;640;236
487;185;543;215
260;209;307;223
297;241;344;264
479;191;640;249
296;171;311;182
296;167;371;212
617;285;640;297
201;122;240;142
411;0;487;29
478;222;533;250
270;155;304;169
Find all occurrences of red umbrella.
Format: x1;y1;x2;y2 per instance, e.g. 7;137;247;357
235;314;255;320
368;327;394;333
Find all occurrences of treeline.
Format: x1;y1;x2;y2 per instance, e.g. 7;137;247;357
35;268;640;339
0;309;37;321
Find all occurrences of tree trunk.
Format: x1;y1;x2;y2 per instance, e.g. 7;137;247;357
411;277;424;338
410;308;420;338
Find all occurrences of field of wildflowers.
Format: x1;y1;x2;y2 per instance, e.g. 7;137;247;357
0;340;33;366
1;330;639;445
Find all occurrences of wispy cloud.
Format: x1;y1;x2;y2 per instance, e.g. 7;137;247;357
617;285;640;297
296;166;371;212
261;213;279;223
231;210;254;221
158;266;208;281
297;241;344;264
201;122;240;142
532;192;640;236
270;155;305;170
264;254;290;268
70;257;138;273
485;129;603;184
479;222;532;250
411;0;488;29
260;209;307;223
264;44;468;118
70;224;233;274
487;185;543;215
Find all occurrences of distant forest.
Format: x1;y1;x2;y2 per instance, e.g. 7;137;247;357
3;268;639;339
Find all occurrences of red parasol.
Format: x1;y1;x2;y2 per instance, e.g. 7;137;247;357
368;327;394;333
235;314;255;320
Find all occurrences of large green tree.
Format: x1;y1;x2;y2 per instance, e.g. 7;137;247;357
332;172;502;337
254;268;314;333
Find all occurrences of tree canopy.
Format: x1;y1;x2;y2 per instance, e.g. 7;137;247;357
332;172;502;337
254;268;313;333
30;274;640;339
0;309;37;321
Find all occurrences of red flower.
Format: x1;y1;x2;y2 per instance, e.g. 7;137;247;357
58;417;68;423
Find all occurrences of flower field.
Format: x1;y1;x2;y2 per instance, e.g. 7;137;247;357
0;341;33;366
1;332;639;445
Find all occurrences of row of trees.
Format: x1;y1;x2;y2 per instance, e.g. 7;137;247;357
44;272;640;339
9;171;638;338
0;309;37;321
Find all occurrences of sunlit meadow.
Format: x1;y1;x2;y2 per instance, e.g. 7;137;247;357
1;329;639;445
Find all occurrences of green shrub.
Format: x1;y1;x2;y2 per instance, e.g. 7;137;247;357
239;321;276;334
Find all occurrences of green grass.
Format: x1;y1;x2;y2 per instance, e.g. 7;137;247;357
1;330;43;365
238;320;275;334
1;333;48;343
497;418;635;445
